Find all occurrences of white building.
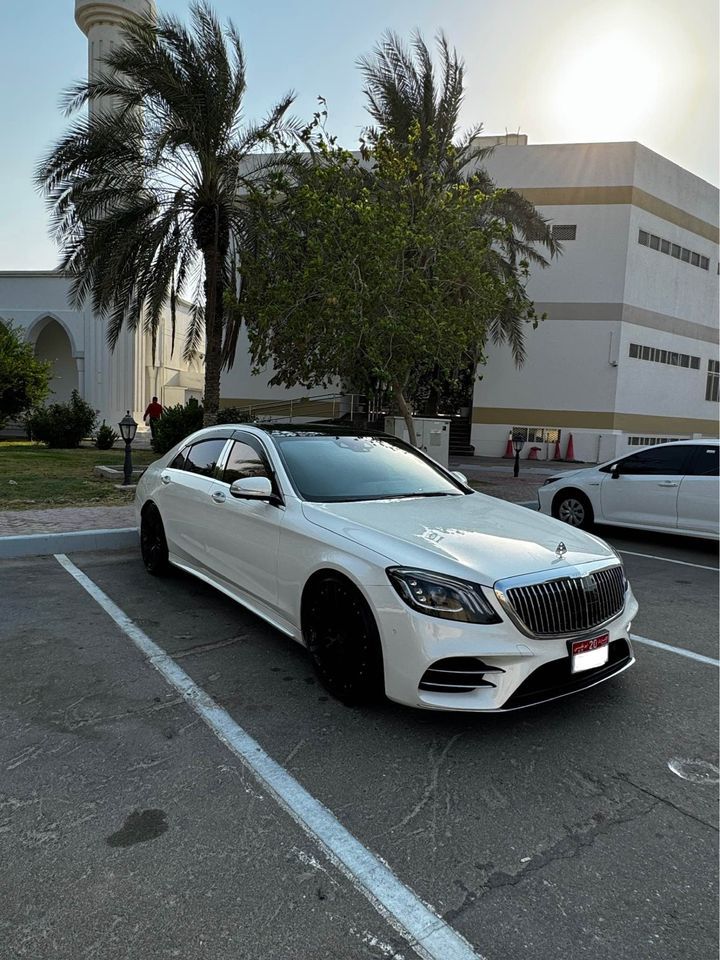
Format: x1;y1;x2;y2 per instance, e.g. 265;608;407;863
469;138;719;462
0;0;202;431
221;136;718;461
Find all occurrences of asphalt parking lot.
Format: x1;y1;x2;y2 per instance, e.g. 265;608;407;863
1;526;718;960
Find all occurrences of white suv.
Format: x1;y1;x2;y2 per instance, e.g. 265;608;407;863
537;439;719;539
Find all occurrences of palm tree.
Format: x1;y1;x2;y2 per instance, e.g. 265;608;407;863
36;2;300;425
358;31;559;366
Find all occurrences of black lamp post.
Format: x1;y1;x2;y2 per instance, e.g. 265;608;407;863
512;432;525;478
118;411;138;485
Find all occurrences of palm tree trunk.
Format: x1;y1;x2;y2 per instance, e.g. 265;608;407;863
202;247;224;426
392;377;417;447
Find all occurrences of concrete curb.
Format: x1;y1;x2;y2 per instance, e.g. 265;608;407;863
0;527;138;559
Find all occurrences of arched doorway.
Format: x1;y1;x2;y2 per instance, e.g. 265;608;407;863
34;319;78;404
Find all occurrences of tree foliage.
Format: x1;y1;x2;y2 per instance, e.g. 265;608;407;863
240;131;541;444
0;322;51;428
36;1;300;425
358;30;558;366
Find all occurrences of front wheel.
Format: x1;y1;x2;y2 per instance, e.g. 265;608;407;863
553;490;594;530
140;505;170;576
303;576;384;705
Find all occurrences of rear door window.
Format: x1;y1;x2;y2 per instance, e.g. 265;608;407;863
686;446;719;477
182;438;228;477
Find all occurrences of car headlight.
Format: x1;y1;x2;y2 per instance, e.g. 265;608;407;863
386;568;501;623
543;476;561;485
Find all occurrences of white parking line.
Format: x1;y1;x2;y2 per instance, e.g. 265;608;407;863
631;634;719;667
54;554;483;960
618;550;718;573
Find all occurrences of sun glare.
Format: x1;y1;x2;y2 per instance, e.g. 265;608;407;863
550;30;662;141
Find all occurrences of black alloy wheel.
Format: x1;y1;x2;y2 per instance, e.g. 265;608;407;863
140;505;170;576
304;575;384;705
553;490;594;530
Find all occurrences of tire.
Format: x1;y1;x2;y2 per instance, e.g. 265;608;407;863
140;504;170;576
552;490;594;530
303;575;384;705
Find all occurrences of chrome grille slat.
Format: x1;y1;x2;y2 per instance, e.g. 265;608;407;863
504;566;625;637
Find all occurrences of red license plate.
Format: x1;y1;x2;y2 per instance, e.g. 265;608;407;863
571;633;609;673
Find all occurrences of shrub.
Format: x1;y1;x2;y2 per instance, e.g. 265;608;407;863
151;398;204;454
27;390;98;448
95;420;119;450
215;406;255;426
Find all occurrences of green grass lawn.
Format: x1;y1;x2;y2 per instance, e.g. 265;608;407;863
0;441;157;510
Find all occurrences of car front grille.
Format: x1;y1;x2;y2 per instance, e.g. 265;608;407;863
501;565;626;637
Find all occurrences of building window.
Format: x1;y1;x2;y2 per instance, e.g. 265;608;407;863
551;224;577;241
629;342;701;370
637;229;709;271
511;426;561;444
628;436;681;446
706;359;719;402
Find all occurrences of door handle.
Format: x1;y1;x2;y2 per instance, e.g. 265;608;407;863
160;473;171;485
212;490;226;503
657;481;679;487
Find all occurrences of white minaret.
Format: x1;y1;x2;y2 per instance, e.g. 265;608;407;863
75;0;156;117
74;0;157;428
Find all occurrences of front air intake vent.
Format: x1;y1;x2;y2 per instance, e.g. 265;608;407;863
419;657;505;694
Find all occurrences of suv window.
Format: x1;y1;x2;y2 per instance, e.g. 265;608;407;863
222;440;269;485
617;445;692;476
686;445;719;477
180;438;227;477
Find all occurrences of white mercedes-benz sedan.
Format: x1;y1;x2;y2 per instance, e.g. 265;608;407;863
135;424;638;712
537;439;719;540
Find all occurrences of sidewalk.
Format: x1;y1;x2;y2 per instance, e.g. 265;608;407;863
0;505;135;537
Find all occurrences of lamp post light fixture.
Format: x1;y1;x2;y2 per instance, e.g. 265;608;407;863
118;410;138;486
512;432;525;478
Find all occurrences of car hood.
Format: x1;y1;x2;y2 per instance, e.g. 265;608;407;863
302;492;616;584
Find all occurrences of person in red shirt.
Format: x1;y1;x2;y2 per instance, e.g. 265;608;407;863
143;396;164;439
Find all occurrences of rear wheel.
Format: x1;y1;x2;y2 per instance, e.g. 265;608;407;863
303;575;384;705
140;504;170;576
553;490;594;530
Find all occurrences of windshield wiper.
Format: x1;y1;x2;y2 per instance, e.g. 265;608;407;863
387;491;461;499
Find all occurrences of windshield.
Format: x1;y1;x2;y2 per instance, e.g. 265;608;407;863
273;435;465;502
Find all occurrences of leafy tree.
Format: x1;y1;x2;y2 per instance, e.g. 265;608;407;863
239;135;538;446
0;322;51;428
359;31;558;366
36;2;300;426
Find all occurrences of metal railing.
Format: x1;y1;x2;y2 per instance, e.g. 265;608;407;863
231;392;358;423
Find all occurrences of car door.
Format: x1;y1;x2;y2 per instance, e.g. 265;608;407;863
205;435;285;614
158;437;230;565
677;445;720;537
599;444;693;530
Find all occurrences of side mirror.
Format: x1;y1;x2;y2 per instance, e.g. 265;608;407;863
610;464;620;479
230;476;273;500
451;470;468;485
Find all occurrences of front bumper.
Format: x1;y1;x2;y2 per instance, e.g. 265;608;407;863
365;582;638;712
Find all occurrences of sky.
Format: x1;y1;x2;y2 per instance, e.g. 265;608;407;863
1;0;717;269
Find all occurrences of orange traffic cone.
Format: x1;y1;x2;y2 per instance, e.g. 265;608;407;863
552;438;562;460
503;431;514;458
565;433;576;462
